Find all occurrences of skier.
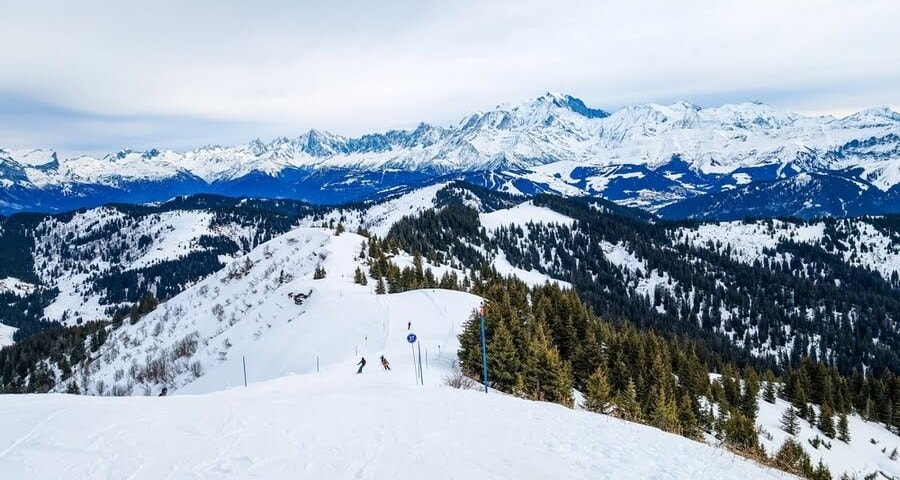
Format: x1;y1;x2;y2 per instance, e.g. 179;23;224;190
356;357;366;374
158;387;168;397
407;321;411;330
380;355;391;371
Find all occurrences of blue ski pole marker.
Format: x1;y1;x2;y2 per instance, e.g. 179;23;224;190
479;304;488;393
407;333;417;344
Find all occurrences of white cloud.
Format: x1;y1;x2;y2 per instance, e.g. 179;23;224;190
1;0;898;153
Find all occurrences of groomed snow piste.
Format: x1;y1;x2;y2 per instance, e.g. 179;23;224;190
0;359;791;479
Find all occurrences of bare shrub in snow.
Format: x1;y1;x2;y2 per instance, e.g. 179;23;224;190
152;321;164;337
139;354;172;385
212;303;225;322
443;361;477;390
111;383;130;396
190;361;204;378
171;332;200;360
114;369;124;382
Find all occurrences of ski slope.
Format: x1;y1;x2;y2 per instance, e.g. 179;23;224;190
479;200;575;232
0;363;793;479
64;224;481;396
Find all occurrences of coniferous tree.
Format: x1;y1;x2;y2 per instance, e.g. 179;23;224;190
774;438;813;478
458;311;485;380
583;364;613;414
523;321;573;407
837;413;850;443
763;382;777;404
781;405;800;435
375;277;386;294
677;391;701;439
487;319;520;392
811;459;832;480
793;380;811;420
741;367;760;421
723;410;758;453
649;385;680;433
613;378;643;422
819;403;836;439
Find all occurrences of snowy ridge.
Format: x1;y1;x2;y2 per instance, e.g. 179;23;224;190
479;200;575;232
3;93;900;217
294;183;447;237
479;201;575;288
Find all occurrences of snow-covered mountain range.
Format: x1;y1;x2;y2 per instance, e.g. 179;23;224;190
3;93;900;219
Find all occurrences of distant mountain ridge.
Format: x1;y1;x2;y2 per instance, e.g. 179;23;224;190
2;92;900;219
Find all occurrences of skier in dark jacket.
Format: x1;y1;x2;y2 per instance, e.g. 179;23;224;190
380;355;391;371
357;357;366;374
158;387;168;397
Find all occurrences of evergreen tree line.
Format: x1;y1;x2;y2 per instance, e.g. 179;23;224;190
0;321;106;393
455;274;769;447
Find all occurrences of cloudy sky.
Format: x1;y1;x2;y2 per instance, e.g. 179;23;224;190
2;0;899;155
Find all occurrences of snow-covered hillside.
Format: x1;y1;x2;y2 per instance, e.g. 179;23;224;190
295;182;449;237
0;277;36;297
757;393;900;478
479;201;575;288
61;222;481;396
0;371;792;480
674;218;900;282
32;208;239;326
0;323;15;348
5;185;900;478
1;217;795;478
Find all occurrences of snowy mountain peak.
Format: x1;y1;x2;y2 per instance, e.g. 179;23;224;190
841;105;900;127
1;147;59;168
509;92;610;120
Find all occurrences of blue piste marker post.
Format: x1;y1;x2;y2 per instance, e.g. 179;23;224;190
479;305;488;393
407;333;419;385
